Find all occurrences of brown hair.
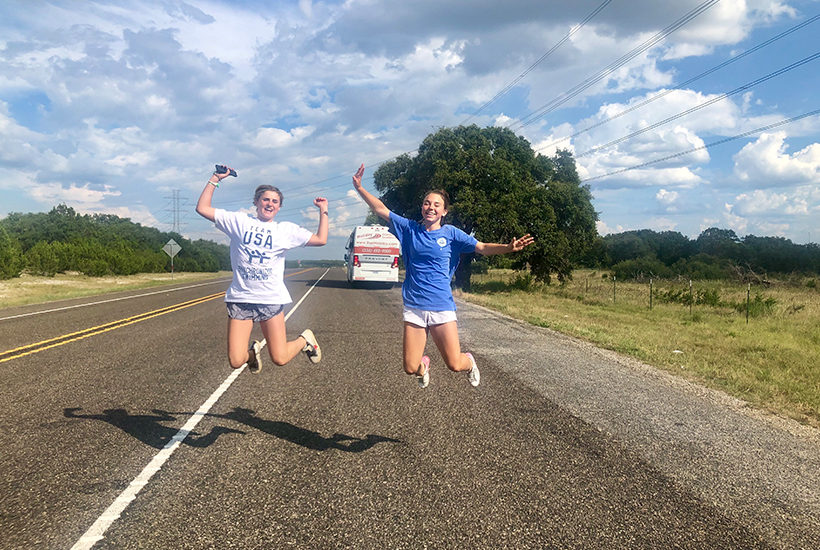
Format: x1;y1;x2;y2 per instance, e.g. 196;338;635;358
254;185;283;206
424;189;450;210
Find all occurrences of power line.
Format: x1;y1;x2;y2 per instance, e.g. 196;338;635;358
459;0;613;125
509;0;721;132
575;51;820;157
580;108;820;183
541;12;820;151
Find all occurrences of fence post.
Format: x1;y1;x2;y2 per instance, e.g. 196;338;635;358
649;279;653;310
689;280;693;316
746;283;751;324
612;276;616;303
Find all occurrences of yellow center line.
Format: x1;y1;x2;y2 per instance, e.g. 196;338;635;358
0;292;225;364
0;268;319;364
285;267;316;278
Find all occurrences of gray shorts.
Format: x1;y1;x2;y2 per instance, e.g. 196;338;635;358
226;302;285;322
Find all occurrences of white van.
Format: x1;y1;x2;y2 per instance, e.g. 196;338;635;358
344;225;400;284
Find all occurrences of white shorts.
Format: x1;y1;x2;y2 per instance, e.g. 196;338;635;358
403;307;457;328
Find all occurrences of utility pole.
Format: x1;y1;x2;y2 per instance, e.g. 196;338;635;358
165;190;185;234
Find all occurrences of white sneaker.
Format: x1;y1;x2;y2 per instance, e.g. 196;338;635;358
247;340;263;374
300;329;321;363
417;355;430;389
466;352;480;387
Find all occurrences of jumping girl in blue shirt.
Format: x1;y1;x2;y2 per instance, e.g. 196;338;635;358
352;164;534;388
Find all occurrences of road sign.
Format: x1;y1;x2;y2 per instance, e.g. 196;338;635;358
162;239;182;277
162;239;181;258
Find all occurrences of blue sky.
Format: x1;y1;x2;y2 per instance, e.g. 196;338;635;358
1;0;818;260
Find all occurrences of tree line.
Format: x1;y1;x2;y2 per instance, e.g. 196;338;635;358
586;227;820;282
0;204;230;279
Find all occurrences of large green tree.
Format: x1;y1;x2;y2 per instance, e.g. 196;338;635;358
372;125;598;287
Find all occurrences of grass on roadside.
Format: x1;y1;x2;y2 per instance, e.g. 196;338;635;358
0;271;232;309
463;269;820;428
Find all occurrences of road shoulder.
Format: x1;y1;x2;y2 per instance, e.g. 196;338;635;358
457;298;820;549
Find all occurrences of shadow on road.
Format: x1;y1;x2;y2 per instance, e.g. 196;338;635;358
63;407;244;449
211;407;401;452
64;406;401;453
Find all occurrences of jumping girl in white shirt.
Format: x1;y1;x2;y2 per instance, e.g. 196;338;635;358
196;165;326;374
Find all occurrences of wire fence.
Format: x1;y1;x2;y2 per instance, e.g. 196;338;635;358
468;269;809;323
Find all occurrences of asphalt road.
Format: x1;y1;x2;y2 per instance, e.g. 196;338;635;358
0;268;817;549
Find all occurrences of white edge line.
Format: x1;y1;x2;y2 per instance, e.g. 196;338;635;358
70;268;330;550
0;279;229;322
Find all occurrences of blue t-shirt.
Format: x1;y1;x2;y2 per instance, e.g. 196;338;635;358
389;212;477;311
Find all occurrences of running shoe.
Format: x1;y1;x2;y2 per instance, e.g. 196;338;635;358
466;352;480;387
247;340;263;374
417;355;430;389
301;329;321;363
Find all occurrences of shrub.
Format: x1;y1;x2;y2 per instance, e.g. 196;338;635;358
672;254;731;280
511;272;537;290
0;226;24;279
612;257;672;281
471;257;489;274
81;258;110;277
656;286;722;307
729;293;777;317
26;241;60;276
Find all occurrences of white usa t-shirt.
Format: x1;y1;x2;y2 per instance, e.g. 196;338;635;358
214;209;312;304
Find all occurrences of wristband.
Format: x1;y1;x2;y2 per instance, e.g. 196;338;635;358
321;211;329;216
208;179;219;188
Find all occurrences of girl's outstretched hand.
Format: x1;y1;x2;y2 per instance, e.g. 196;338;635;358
510;234;534;252
352;163;365;190
314;197;328;212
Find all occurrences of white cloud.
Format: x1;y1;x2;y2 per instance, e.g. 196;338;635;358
299;0;314;18
733;132;820;185
645;217;678;231
732;189;788;214
250;127;309;149
106;151;153;167
596;219;624;236
656;189;679;205
27;182;121;207
733;186;819;217
571;88;745;188
723;203;748;235
79;205;162;228
754;221;790;236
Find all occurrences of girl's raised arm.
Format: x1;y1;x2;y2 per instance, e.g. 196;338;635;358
351;164;391;221
195;166;234;222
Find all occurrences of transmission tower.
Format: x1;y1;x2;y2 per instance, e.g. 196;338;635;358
164;189;186;234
